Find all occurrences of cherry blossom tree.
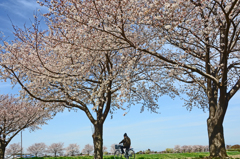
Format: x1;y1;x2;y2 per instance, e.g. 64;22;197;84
230;144;240;149
102;146;107;153
181;145;188;153
82;144;93;155
27;143;47;157
187;145;193;153
110;144;117;154
33;0;240;158
226;145;231;150
0;94;53;159
0;8;173;159
174;145;209;153
191;145;197;153
199;145;205;152
65;143;80;156
5;143;22;158
47;143;64;157
204;145;209;152
174;145;181;153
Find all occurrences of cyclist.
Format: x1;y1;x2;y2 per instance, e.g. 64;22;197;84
119;133;131;155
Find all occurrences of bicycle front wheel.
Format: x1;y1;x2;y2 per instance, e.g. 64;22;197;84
114;150;122;159
128;149;135;159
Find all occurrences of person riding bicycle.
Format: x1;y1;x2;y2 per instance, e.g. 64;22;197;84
119;133;131;155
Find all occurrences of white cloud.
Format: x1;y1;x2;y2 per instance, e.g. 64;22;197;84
0;0;47;19
17;0;39;8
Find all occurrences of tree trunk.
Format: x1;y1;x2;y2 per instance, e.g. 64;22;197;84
207;92;228;158
92;123;103;159
207;118;227;158
0;143;5;159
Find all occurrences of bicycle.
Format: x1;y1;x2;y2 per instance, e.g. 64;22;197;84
114;144;135;159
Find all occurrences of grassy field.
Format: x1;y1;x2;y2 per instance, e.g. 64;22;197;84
25;151;240;159
131;151;240;158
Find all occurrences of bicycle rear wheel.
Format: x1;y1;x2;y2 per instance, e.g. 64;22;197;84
128;149;135;159
114;150;122;159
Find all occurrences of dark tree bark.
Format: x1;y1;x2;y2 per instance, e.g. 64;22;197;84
205;24;229;158
90;99;110;159
207;118;227;158
207;99;228;158
0;142;6;159
207;95;228;159
92;123;103;159
0;141;6;159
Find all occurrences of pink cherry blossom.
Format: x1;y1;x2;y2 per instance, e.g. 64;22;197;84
65;143;80;156
82;144;93;155
0;94;53;159
27;143;47;157
1;0;239;158
5;143;22;158
47;143;64;157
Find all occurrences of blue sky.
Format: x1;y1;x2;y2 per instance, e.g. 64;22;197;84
0;0;239;154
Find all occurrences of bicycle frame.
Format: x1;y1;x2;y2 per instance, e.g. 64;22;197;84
114;144;135;159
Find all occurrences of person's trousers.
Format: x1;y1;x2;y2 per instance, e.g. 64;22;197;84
120;146;130;154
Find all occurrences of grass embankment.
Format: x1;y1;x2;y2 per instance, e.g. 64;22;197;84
135;151;240;158
22;151;240;159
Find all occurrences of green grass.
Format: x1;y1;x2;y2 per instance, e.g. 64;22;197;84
20;151;240;159
227;151;240;156
134;151;240;158
135;152;210;158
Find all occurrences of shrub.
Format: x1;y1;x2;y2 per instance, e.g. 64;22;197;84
145;150;150;154
231;145;240;149
165;148;173;153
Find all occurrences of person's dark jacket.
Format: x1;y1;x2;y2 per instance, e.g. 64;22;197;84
119;136;131;147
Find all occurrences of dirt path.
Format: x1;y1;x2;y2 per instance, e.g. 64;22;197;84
229;155;240;158
182;155;240;159
187;155;240;159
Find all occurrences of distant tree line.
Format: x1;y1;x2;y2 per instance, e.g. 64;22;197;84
135;144;240;154
173;145;209;153
226;144;240;151
5;142;240;158
4;142;106;158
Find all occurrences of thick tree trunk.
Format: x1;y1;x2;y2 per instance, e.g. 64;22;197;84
0;143;5;159
207;118;227;158
207;90;228;158
92;124;103;159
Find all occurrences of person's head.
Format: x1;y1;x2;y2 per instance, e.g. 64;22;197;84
124;133;127;138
